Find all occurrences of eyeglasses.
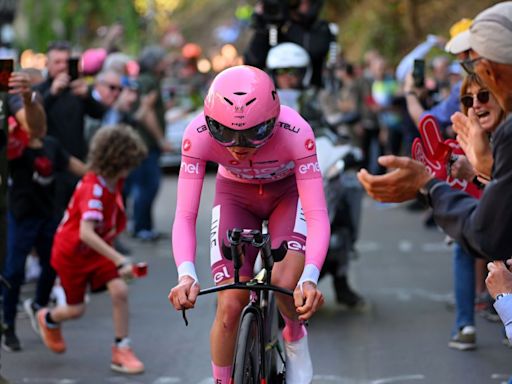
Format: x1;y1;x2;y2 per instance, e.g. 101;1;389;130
459;56;484;75
101;82;123;93
460;90;490;108
205;116;276;148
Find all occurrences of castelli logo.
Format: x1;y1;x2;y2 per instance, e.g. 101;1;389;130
305;139;315;151
183;139;191;151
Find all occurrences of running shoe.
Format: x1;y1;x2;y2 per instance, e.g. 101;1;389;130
37;308;66;353
448;325;476;351
111;345;144;374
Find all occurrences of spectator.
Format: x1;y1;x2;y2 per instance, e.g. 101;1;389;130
3;86;86;352
34;40;106;218
84;69;125;143
486;261;512;343
36;125;147;374
0;71;49;351
244;0;335;88
446;74;505;351
356;1;512;262
125;45;172;241
402;19;473;130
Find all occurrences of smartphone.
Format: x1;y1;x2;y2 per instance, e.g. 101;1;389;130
412;59;425;88
67;57;80;81
0;59;14;92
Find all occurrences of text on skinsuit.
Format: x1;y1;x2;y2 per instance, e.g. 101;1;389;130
180;161;201;174
213;265;231;283
210;205;223;266
288;240;306;252
298;161;320;174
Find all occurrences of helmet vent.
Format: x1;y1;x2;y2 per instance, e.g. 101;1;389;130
233;92;247;95
271;90;277;100
245;98;256;106
223;97;234;105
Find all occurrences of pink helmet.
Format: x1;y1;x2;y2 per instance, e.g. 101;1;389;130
204;65;280;148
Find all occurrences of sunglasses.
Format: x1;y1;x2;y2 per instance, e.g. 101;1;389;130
205;116;276;148
460;90;490;108
275;68;302;76
101;82;123;92
459;56;484;75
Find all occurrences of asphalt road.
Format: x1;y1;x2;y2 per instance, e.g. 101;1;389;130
3;173;512;384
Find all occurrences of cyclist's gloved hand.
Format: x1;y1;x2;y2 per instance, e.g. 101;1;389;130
168;275;200;310
294;281;324;321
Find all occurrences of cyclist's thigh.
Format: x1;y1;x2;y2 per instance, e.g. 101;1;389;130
210;179;262;285
267;178;306;256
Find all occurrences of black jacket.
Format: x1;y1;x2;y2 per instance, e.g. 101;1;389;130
430;115;512;260
34;78;105;161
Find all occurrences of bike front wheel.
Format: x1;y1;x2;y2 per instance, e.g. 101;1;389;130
233;312;261;384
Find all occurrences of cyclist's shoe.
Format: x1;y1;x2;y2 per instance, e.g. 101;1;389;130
285;334;313;384
448;325;476;351
24;298;40;335
111;345;144;374
37;308;66;353
2;326;21;352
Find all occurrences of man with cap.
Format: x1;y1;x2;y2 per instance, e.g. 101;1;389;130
357;2;512;262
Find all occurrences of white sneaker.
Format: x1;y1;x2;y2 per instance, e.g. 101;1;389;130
285;334;313;384
23;299;39;335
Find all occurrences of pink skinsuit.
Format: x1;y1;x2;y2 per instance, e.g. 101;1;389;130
172;105;330;284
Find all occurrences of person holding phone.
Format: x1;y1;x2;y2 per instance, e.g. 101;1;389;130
1;65;56;352
34;41;106;219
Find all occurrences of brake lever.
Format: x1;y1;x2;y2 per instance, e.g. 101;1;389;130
182;309;189;326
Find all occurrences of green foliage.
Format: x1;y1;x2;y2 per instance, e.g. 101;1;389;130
18;0;141;53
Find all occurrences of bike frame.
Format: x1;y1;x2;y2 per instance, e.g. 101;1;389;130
182;228;292;382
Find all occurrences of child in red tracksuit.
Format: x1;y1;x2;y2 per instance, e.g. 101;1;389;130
36;125;147;374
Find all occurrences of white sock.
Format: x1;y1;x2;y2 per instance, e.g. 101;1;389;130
285;333;313;384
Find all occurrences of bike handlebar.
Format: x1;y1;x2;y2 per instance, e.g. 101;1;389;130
198;281;294;297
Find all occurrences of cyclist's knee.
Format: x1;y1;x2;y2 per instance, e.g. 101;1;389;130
216;295;247;330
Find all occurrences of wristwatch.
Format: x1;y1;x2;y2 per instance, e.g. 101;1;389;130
417;178;441;207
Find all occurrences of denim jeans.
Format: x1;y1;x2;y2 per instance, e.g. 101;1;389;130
452;243;475;334
2;211;59;327
125;149;161;234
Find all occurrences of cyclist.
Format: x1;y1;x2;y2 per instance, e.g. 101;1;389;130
168;65;330;384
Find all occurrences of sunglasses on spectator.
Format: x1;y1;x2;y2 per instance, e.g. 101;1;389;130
101;82;123;92
459;56;484;75
460;90;490;108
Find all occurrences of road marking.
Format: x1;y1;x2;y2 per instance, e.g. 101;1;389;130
421;242;449;252
398;240;413;252
19;380;77;384
372;375;425;383
379;287;452;303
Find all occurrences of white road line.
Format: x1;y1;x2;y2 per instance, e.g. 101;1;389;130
372;375;425;383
